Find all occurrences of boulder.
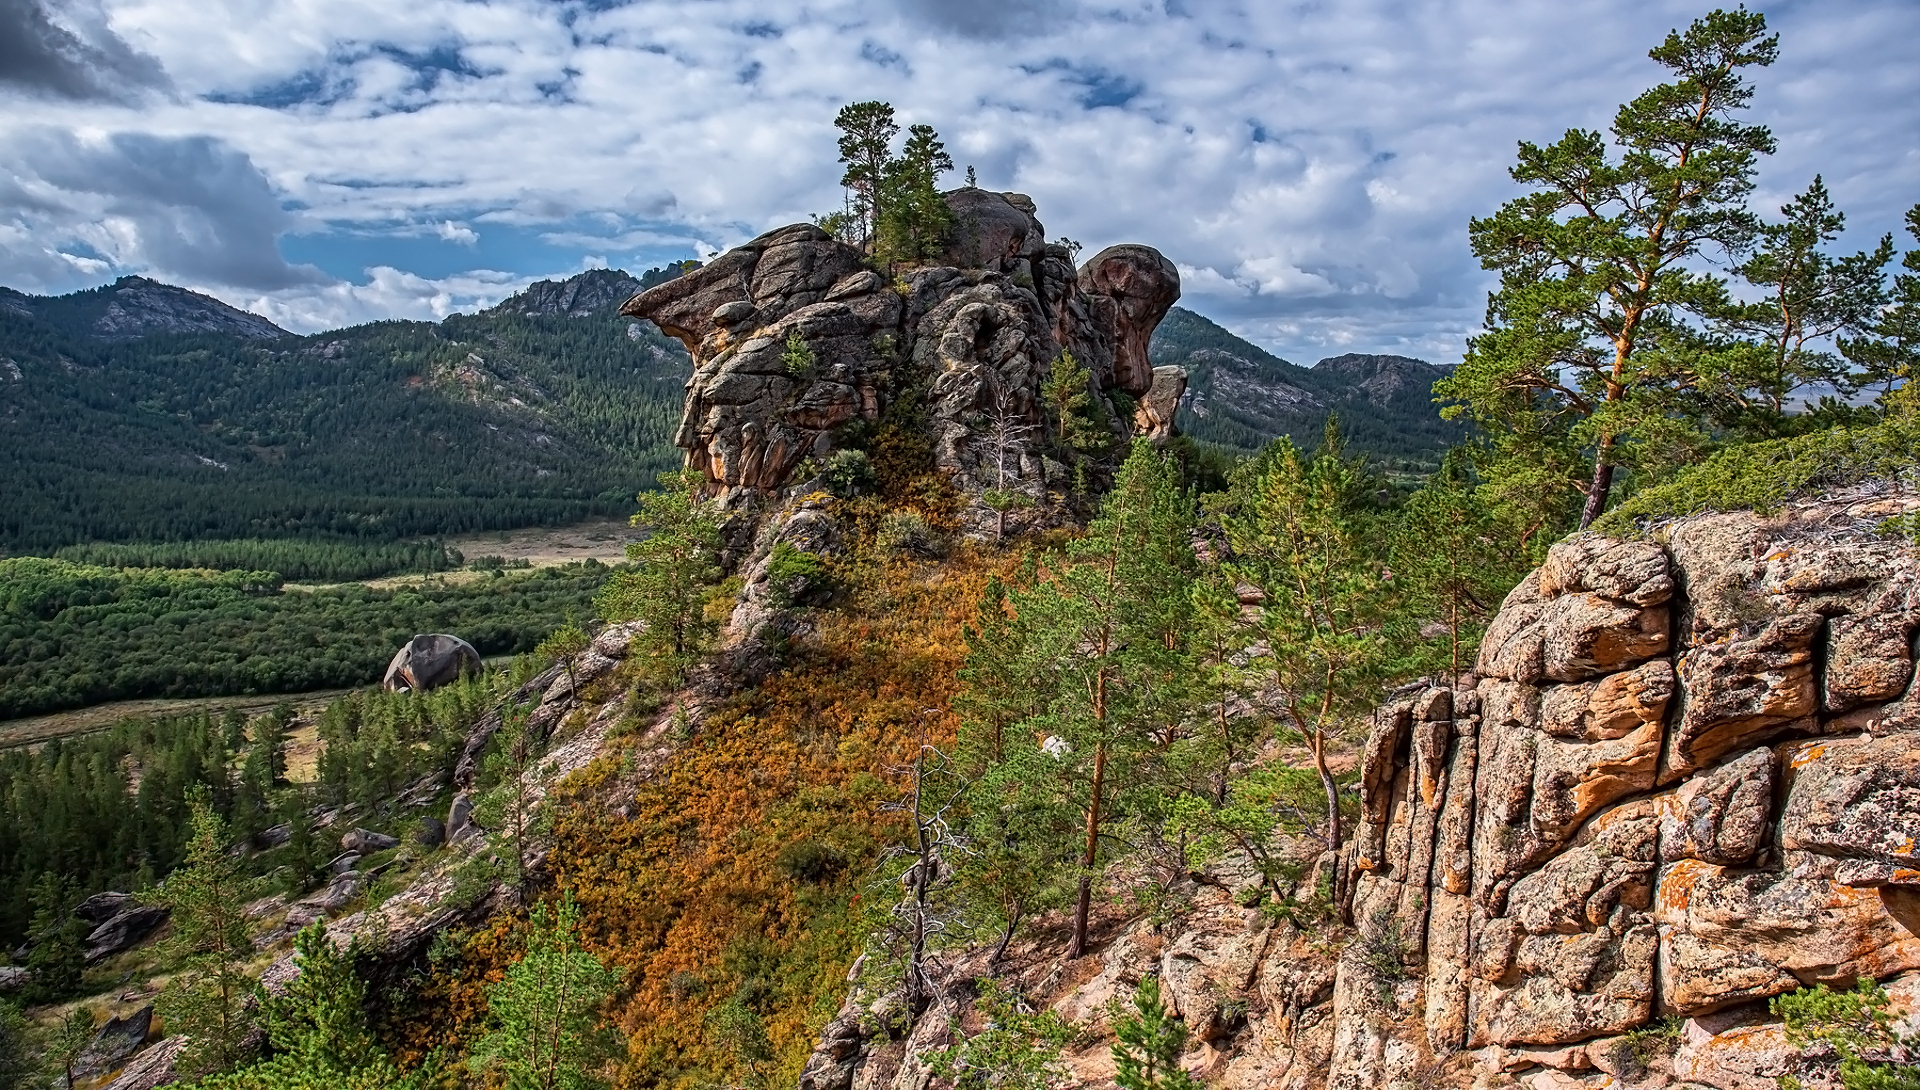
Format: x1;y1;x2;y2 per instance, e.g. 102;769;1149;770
75;1006;153;1081
341;827;400;854
83;905;168;963
101;1035;186;1090
940;188;1043;272
447;792;479;844
416;816;447;848
0;965;27;992
75;890;136;923
382;633;481;693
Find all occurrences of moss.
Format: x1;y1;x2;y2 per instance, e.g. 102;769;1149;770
1595;419;1920;534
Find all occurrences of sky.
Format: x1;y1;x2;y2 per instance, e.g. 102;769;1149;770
1;0;1916;364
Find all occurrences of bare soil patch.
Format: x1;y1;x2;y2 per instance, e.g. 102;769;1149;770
444;517;641;567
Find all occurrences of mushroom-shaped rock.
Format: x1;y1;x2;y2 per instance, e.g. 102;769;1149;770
1078;245;1180;396
382;633;481;693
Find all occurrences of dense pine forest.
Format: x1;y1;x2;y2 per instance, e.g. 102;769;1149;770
0;281;692;552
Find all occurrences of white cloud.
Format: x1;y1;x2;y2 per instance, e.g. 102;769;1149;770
435;219;477;245
238;264;524;332
0;0;1913;363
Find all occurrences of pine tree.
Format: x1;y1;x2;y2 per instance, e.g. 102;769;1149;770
537;621;591;708
1111;976;1203;1090
23;873;84;1004
1219;430;1415;902
596;469;724;670
1390;450;1529;677
1718;176;1893;429
1437;9;1781;528
152;786;258;1076
0;1000;34;1090
45;1007;97;1090
1041;352;1104;454
834;101;900;248
985;441;1197;958
876;124;956;265
468;892;622;1090
1843;205;1920;411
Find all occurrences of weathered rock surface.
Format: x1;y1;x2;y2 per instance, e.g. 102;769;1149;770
382;632;481;693
75;1005;154;1080
621;192;1182;532
84;905;168;962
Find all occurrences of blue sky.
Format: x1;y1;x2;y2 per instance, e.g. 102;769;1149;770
2;0;1917;364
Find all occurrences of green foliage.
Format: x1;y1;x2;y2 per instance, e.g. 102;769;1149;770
153;787;259;1077
43;1006;96;1090
1438;8;1782;527
469;892;623;1090
927;979;1072;1090
0;1000;34;1090
763;543;834;609
596;469;724;663
196;923;434;1090
22;874;85;1004
47;539;463;583
704;995;775;1089
875;124;957;266
538;620;591;703
1843;204;1920;410
1216;429;1417;860
817;449;876;499
1041;352;1107;454
833;101;900;249
0;556;607;718
1717;176;1894;430
1389;450;1533;671
1594;416;1920;532
1111;976;1203;1090
782;331;818;380
1773;978;1920;1090
0;295;690;552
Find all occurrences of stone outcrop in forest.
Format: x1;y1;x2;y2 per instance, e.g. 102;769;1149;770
619;190;1181;533
1343;489;1920;1089
801;485;1920;1090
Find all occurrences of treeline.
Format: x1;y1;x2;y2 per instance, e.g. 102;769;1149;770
0;558;608;718
0;296;689;551
46;538;463;582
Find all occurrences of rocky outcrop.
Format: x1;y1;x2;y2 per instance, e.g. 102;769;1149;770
620;192;1181;531
84;904;168;963
382;633;482;693
489;269;642;317
1344;489;1920;1088
5;276;288;340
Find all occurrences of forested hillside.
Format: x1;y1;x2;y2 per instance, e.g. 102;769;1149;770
0;272;692;552
1149;306;1464;468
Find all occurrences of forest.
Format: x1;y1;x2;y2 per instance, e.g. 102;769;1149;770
0;558;607;718
0;290;691;552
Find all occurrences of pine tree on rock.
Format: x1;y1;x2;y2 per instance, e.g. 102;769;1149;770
596;468;724;670
1438;8;1781;528
468;892;622;1090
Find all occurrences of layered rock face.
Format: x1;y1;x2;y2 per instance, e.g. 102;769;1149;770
620;192;1180;520
1347;494;1920;1088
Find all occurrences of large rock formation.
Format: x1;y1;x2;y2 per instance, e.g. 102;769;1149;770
382;633;482;693
1344;491;1920;1088
620;191;1181;531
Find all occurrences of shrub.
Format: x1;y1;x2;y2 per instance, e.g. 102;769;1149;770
764;543;833;608
819;450;876;499
875;511;945;558
1595;418;1920;532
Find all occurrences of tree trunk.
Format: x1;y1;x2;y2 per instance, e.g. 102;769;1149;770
1068;738;1108;959
1579;459;1615;529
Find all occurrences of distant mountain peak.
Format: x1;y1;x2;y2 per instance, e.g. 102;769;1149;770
0;276;287;341
1311;353;1449;407
488;269;642;318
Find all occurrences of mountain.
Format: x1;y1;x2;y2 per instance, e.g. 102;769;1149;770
0;275;289;341
0;270;693;551
1148;306;1463;468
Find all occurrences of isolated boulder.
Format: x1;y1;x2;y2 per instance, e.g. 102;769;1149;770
382;633;481;692
74;890;136;923
0;965;27;992
83;905;168;963
75;1006;153;1081
341;827;400;853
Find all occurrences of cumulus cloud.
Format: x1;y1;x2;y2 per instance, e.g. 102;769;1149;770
239;264;525;332
0;0;169;101
1;129;327;290
2;0;1916;362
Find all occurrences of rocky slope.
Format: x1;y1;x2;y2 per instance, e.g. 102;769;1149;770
620;189;1183;532
801;482;1920;1090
